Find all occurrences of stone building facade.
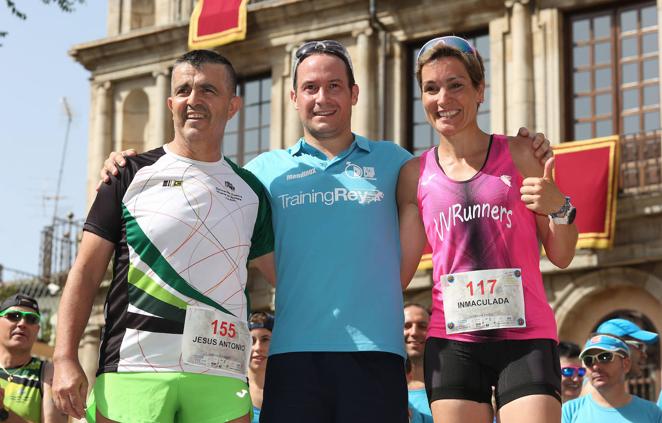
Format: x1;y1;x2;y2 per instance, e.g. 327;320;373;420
71;0;662;400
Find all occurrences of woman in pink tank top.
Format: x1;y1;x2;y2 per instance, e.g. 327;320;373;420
397;37;578;423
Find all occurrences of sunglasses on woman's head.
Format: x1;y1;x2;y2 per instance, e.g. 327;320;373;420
581;351;624;367
561;366;586;378
416;36;478;65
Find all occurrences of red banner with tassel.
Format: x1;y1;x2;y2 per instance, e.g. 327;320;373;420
189;0;248;49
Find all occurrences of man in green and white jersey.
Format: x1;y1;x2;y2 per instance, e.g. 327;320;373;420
0;294;67;423
52;50;275;423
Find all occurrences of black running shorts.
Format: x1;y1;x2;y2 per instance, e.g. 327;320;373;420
423;338;561;409
260;351;408;423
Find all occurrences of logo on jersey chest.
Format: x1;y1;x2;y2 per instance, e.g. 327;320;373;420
163;180;183;187
215;181;243;202
433;203;513;241
286;168;317;181
345;162;376;180
279;188;383;208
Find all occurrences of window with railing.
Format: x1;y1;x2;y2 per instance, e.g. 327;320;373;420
224;75;271;165
568;2;661;193
408;32;491;156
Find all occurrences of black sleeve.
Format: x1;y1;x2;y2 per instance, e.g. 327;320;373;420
83;148;165;243
83;163;133;244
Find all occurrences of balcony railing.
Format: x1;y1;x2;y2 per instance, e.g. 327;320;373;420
620;130;662;195
39;214;84;286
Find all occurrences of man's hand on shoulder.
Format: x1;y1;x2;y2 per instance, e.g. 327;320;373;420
96;149;138;191
515;127;553;165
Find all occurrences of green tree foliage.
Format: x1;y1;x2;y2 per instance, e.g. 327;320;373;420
2;1;85;45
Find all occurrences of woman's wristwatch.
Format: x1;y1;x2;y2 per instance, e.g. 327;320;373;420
549;196;576;225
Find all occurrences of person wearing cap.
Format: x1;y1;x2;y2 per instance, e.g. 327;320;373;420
558;341;585;403
562;334;662;422
397;36;577;423
96;41;553;422
247;312;273;423
597;318;659;380
0;294;67;423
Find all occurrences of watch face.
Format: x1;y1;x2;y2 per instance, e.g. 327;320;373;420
568;207;577;225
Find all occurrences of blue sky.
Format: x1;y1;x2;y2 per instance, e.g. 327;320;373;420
0;2;108;278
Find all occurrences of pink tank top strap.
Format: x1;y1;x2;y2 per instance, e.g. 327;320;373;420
417;147;437;213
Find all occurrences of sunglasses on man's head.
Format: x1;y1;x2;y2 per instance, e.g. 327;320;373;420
293;40;354;74
295;40;348;60
0;310;40;325
561;366;586;378
625;340;647;353
416;36;478;64
581;351;624;367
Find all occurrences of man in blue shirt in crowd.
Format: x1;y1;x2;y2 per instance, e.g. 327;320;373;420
562;334;662;423
404;304;432;422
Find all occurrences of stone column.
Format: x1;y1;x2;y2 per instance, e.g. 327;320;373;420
489;16;509;136
107;0;121;36
149;70;171;149
533;8;563;144
353;28;379;139
283;43;303;148
120;0;132;33
506;0;535;133
269;52;286;150
87;81;112;208
179;0;195;21
390;40;407;146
